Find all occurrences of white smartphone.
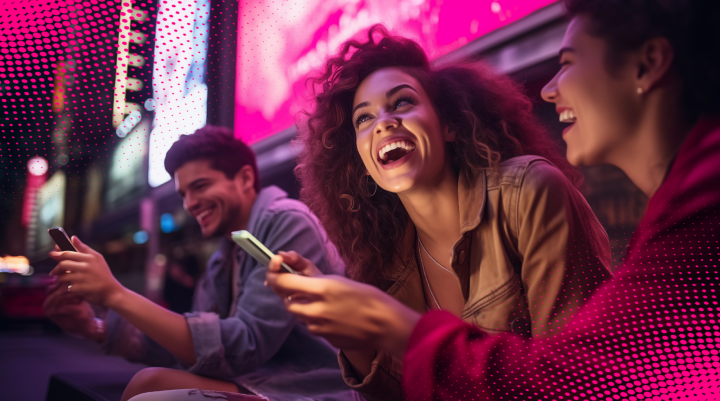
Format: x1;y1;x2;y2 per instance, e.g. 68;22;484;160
231;230;298;274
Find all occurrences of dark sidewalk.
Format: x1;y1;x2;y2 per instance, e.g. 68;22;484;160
0;328;146;401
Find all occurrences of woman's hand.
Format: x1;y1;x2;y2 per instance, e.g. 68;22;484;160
48;236;126;309
266;256;421;359
268;250;324;277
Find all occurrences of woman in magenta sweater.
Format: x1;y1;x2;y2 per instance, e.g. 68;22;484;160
267;0;720;399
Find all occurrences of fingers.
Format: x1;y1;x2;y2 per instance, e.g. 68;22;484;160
46;279;63;295
266;271;328;296
49;250;90;262
44;287;83;311
285;299;330;320
268;255;284;273
277;251;323;277
277;251;300;265
49;260;87;277
71;236;94;254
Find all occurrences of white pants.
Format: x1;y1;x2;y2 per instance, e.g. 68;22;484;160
129;389;267;401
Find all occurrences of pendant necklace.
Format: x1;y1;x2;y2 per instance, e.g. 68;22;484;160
416;233;456;311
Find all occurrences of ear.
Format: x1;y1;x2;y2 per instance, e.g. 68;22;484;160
635;37;675;93
234;165;256;193
443;125;456;142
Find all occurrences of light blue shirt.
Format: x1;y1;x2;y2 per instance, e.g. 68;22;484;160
104;186;353;401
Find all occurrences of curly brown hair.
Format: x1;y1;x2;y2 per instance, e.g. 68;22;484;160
296;25;580;289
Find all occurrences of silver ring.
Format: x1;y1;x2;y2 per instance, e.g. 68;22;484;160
67;284;72;292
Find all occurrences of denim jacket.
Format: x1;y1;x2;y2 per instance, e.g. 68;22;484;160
104;186;354;401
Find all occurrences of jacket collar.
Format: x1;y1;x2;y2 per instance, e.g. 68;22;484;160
218;185;288;259
458;167;487;234
386;168;487;282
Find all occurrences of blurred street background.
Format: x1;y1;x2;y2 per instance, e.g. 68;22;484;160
1;1;647;399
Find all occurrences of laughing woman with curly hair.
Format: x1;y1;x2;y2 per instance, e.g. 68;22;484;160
266;25;612;400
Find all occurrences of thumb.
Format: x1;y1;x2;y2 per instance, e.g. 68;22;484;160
268;255;284;272
71;236;91;253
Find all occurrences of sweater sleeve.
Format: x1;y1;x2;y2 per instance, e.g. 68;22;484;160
403;119;720;400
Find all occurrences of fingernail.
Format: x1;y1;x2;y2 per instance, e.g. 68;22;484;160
263;280;267;286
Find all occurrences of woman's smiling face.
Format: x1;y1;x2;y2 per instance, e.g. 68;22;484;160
353;67;453;194
542;16;643;166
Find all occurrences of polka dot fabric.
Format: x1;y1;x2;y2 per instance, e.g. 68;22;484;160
404;116;720;400
0;0;154;244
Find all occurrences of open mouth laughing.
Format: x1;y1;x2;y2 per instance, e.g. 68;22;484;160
558;108;577;136
195;206;216;226
559;109;577;124
376;137;417;169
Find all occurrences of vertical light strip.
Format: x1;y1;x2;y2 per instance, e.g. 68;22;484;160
113;3;149;128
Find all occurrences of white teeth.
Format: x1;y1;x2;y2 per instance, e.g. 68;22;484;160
197;209;212;220
559;109;577;123
379;140;416;161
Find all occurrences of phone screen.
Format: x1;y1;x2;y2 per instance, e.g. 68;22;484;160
48;227;77;252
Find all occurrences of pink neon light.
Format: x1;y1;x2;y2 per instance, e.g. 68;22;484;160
234;0;557;143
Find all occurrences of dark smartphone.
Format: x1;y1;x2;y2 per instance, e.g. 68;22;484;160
48;227;77;252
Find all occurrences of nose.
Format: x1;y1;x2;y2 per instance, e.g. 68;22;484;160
541;72;560;104
183;192;199;214
374;114;399;135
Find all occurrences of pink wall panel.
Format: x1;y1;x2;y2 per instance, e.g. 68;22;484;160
234;0;557;143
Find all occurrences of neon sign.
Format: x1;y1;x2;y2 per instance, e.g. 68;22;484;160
235;0;557;143
112;2;149;130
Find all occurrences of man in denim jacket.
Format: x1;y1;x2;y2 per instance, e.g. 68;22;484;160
44;126;352;401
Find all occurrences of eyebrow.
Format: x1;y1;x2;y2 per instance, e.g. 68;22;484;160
352;84;419;115
352;101;370;115
558;47;575;57
386;84;418;98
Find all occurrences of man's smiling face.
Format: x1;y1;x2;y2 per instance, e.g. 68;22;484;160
174;159;247;238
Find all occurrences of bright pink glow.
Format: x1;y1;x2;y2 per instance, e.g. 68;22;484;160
235;0;557;143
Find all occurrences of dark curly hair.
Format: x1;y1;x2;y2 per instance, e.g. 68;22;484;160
296;25;579;289
564;0;720;121
165;125;261;193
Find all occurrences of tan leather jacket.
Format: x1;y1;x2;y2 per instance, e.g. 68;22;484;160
338;156;613;401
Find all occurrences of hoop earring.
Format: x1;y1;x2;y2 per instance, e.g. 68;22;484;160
366;176;378;197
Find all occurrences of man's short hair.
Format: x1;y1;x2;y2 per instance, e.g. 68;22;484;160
164;125;261;193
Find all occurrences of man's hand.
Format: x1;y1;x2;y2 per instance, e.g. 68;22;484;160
43;280;104;342
48;236;126;308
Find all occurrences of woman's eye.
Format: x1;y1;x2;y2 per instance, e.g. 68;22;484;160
394;96;415;109
354;113;372;127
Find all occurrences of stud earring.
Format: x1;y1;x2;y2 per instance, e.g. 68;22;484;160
637;87;644;94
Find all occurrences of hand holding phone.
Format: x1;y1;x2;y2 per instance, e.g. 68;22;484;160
48;227;77;252
231;230;298;274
